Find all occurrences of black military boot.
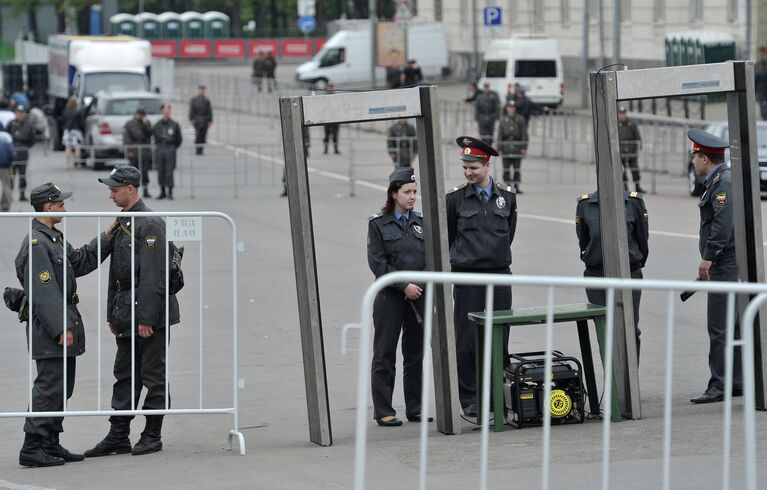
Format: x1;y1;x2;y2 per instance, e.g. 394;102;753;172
334;144;341;155
19;433;65;467
43;432;84;462
323;143;328;154
132;415;164;456
143;188;151;199
19;191;27;202
83;417;132;457
167;187;174;200
157;186;167;200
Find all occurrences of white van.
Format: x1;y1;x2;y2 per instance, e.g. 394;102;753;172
295;23;449;87
478;36;564;107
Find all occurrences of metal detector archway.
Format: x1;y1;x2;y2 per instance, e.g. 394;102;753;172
591;61;767;418
279;87;462;446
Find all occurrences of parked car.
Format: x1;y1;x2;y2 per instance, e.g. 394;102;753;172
687;121;767;196
83;90;163;169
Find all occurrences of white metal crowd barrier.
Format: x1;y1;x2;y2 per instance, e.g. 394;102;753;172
0;211;245;456
346;272;760;489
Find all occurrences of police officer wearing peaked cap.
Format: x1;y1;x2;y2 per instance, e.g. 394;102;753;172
446;136;517;417
15;183;113;467
687;128;743;404
367;166;430;426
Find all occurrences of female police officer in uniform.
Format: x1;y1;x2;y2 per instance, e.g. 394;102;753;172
367;167;430;426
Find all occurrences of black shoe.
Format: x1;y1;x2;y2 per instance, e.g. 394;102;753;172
19;434;65;467
157;194;166;200
406;413;434;423
132;435;163;455
83;426;132;458
462;404;478;418
43;434;84;462
375;417;403;427
514;187;523;194
334;149;341;155
690;386;725;404
280;189;288;197
143;190;151;199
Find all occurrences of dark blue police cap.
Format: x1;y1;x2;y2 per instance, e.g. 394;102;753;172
389;166;415;183
98;165;142;187
456;135;499;161
30;182;72;206
687;128;728;156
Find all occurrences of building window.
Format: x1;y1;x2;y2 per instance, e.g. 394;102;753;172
690;0;703;21
621;0;631;21
561;0;571;24
654;0;665;22
727;0;738;22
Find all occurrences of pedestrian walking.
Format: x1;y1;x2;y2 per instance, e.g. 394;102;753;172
7;104;34;201
85;165;180;457
188;84;213;155
367;166;431;426
151;103;182;200
446;136;517;417
618;106;646;193
575;190;649;360
0;131;14;211
387;119;417;168
687;129;742;404
252;51;267;92
474;84;500;146
61;98;84;167
322;83;340;154
123;108;153;198
496;102;528;192
15;183;112;467
264;51;277;93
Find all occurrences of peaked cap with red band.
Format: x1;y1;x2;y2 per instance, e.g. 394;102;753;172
687;128;728;157
456;135;499;161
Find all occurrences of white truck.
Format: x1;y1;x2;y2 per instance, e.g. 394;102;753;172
295;22;449;88
47;35;152;150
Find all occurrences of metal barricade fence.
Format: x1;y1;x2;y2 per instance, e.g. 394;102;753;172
0;211;245;456
344;272;759;489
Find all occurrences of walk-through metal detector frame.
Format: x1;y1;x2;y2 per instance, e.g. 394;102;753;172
279;86;462;446
591;60;767;417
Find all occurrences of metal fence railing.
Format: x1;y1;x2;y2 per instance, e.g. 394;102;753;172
344;272;760;489
0;211;245;456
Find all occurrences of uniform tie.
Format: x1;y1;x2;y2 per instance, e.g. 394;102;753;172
480;190;489;203
400;213;408;226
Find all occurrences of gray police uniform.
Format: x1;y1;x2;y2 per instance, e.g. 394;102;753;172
496;111;528;186
107;198;180;426
151;118;182;194
123;117;152;186
367;209;426;420
188;94;213;155
699;164;741;391
576;191;648;357
618;116;642;188
15;198;109;441
446;179;517;409
474;91;500;146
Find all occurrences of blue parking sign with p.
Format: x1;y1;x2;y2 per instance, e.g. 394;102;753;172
484;7;502;26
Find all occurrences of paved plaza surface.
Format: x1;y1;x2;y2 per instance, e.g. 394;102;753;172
0;65;765;489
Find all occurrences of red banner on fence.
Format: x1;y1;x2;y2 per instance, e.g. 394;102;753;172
281;39;312;57
214;40;245;59
248;40;279;57
180;40;211;58
151;40;177;58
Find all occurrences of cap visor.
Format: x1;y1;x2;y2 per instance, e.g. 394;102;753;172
59;191;73;201
459;155;486;161
98;177;126;187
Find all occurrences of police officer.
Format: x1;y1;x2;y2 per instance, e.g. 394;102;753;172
15;183;112;467
85;165;180;457
575;190;648;359
152;103;182;200
446;136;517;417
687;128;742;404
387;118;418;169
323;83;341;154
252;51;267;92
188;84;213;155
367;166;430;426
474;84;501;146
497;101;528;193
618;106;645;193
7;104;34;201
123;108;152;199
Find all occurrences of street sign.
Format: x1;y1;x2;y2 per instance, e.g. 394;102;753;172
297;16;316;34
298;0;316;17
483;7;502;26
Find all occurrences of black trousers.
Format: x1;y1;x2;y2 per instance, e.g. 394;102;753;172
323;124;339;144
24;357;76;437
371;287;424;419
111;328;169;423
501;157;522;184
621;157;641;184
453;271;511;408
707;256;742;391
478;123;494;147
12;161;27;196
155;148;176;188
194;122;208;154
584;268;643;361
128;152;150;186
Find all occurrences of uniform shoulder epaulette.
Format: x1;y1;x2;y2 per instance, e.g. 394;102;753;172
30;238;38;245
629;191;642;199
413;211;423;218
713;173;722;184
496;182;513;193
368;212;383;221
577;194;589;202
448;182;468;193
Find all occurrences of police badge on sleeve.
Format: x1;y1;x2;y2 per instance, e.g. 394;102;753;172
496;196;506;209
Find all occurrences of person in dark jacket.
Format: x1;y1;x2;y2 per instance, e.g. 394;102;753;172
188;85;213;155
61;98;84;167
151;103;182;200
15;183;112;467
687;128;742;404
496;102;528;192
264;52;277;93
252;51;267;92
618;106;645;193
367;166;430;426
85;165;180;458
387;119;417;168
7;105;34;201
399;59;423;87
474;84;500;146
446;136;517;417
575;190;648;360
123;108;153;199
322;83;341;154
